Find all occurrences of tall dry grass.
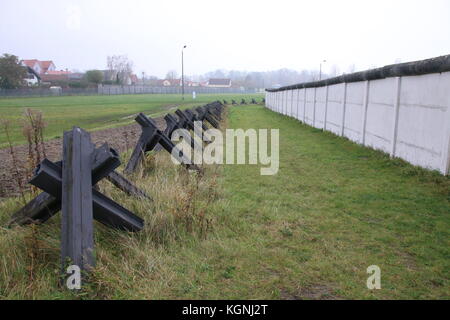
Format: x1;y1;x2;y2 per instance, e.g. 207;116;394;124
0;110;227;299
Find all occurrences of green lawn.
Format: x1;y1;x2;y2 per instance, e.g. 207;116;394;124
212;106;449;299
0;105;448;299
0;93;262;147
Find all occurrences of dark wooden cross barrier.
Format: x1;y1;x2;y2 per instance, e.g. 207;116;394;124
184;109;209;132
195;106;220;129
179;108;214;145
164;113;186;138
196;105;219;127
210;101;224;120
106;171;150;199
154;113;186;152
61;127;95;271
124;113;199;174
154;112;204;152
28;141;144;232
201;101;223;120
23;127;144;277
9;144;149;227
175;109;211;144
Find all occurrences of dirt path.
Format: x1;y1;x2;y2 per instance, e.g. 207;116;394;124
0;117;166;199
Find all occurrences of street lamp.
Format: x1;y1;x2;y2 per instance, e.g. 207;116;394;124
181;45;187;100
319;59;327;81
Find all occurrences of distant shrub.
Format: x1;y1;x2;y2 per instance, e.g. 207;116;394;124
85;70;104;85
68;80;89;88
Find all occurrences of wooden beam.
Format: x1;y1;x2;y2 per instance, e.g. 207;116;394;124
61;127;95;272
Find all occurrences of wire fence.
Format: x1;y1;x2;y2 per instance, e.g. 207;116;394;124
0;85;262;98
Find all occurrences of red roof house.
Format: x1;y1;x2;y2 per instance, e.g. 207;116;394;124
20;59;57;75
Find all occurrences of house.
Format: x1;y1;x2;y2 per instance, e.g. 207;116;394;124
130;74;139;85
186;81;200;87
20;59;56;75
46;70;71;75
68;72;85;81
156;79;182;86
41;73;69;83
156;79;170;86
206;78;232;88
23;66;41;86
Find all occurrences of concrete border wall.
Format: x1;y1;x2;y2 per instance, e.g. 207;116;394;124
265;55;450;175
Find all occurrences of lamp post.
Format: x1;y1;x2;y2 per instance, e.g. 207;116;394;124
319;59;327;81
181;45;187;100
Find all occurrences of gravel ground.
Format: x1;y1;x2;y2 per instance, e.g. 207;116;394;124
0;117;166;199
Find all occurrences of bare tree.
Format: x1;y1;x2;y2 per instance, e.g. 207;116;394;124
106;55;133;85
165;70;178;80
347;64;356;74
205;69;227;79
329;64;341;77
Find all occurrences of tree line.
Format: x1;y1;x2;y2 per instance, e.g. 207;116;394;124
0;52;352;90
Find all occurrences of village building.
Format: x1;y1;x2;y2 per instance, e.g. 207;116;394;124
206;78;232;88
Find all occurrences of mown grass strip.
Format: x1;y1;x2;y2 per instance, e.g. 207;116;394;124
0;93;262;146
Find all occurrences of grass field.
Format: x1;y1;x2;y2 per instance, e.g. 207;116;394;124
0;93;262;147
0;105;449;299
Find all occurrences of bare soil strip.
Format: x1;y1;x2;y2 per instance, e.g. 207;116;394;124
0;117;165;199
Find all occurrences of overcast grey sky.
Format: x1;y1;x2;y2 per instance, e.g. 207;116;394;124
1;0;450;78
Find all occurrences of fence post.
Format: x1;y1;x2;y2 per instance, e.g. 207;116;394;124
324;85;329;131
292;89;295;118
275;92;277;111
272;92;274;110
440;105;450;175
61;127;95;275
313;87;317;127
340;83;348;136
270;92;273;110
279;91;282;113
280;91;282;113
279;92;282;113
281;91;284;114
287;90;289;115
289;89;294;117
277;92;279;113
390;77;402;157
303;89;307;123
287;90;290;115
290;89;294;117
279;92;281;113
360;80;370;145
275;92;278;112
